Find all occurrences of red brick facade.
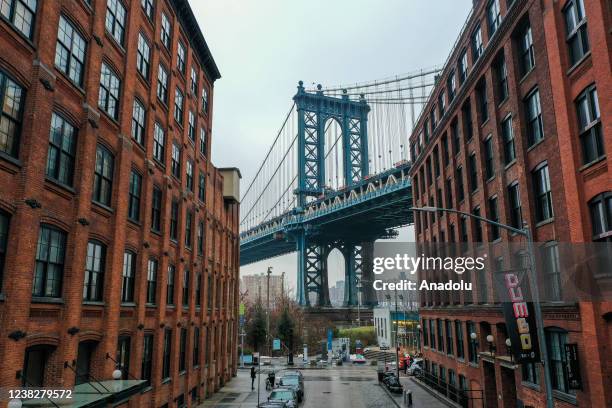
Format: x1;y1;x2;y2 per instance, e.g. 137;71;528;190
408;0;611;407
0;0;239;407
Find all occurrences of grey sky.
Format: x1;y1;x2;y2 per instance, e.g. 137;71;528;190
191;0;472;290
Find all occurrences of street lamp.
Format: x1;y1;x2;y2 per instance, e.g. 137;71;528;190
411;205;554;408
416;324;422;352
486;334;496;357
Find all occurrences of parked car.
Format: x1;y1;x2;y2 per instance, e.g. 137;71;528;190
268;388;298;408
407;358;423;375
379;342;390;350
258;401;288;408
279;375;304;402
385;375;404;393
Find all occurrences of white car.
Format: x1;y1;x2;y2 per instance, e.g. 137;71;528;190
407;358;423;375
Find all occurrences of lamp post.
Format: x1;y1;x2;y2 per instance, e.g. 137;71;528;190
416;324;421;352
411;206;554;408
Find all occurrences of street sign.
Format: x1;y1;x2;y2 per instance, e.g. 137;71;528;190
273;338;281;351
327;329;333;351
239;302;245;316
239;315;245;326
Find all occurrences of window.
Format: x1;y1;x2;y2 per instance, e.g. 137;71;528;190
493;53;508;102
433;147;440;178
455;321;464;359
2;0;38;39
488;196;500;240
153;122;165;163
166;264;176;305
83;241;105;301
429;319;436;349
182;268;190;307
422;320;428;347
446;71;456;102
121;251;135;303
177;41;186;74
151;186;162;233
532;162;553;222
105;0;126;46
141;0;154;20
136;33;151;79
33;225;66;298
458;49;468;84
487;0;501;35
471;25;483;61
179;328;187;372
483;136;494;179
93;145;114;206
188;111;196;141
430;108;437;131
190;66;198;95
508;181;522;229
451;119;460;155
445;178;453;208
46;113;77;186
170;200;179;241
0;212;9;288
437;319;444;353
98;63;121;119
195;272;202;306
171;143;181;178
544;243;562;300
467;321;478;363
468;153;478;192
207;275;213;310
197;221;204;255
177;394;185;408
476;79;488;123
518;23;535;76
589;192;612;241
198;173;205;201
199;128;207;155
446;320;453;355
564;0;589;66
576;85;603;164
501;116;515;164
0;70;25;158
157;64;168;104
131;99;146;146
202;87;209;114
456;166;464;203
174;88;184;125
522;362;540;385
146;258;158;304
162;328;171;379
116;337;130;380
55;16;86;86
546;329;574;394
473;207;483;242
128;170;142;222
185;160;194;191
437;93;445;118
460;216;468;243
193;327;200;366
142;334;153;386
525;88;544;146
183;210;194;250
160;13;171;49
442;135;449;165
462;101;473;140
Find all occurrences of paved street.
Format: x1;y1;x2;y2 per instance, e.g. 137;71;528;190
198;362;447;408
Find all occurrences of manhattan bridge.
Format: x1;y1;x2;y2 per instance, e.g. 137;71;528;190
239;68;441;307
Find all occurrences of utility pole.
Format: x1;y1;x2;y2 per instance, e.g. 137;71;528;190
394;289;400;379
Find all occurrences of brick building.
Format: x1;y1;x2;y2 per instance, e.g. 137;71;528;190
0;0;240;407
240;273;285;309
408;0;611;407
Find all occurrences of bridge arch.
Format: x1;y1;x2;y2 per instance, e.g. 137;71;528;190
323;117;345;191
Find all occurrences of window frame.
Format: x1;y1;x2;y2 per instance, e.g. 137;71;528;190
121;250;136;303
105;0;127;47
93;144;115;207
131;98;146;146
98;62;121;120
128;169;142;222
0;70;25;159
55;15;87;86
575;85;603;165
136;32;151;80
46;112;77;187
532;162;554;222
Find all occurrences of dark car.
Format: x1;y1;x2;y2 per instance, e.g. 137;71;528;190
279;375;304;402
381;371;396;385
385;376;404;394
268;388;298;408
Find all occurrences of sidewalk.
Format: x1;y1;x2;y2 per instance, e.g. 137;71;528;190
197;368;269;407
384;375;451;408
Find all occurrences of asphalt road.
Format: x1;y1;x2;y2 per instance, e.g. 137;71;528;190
199;362;446;408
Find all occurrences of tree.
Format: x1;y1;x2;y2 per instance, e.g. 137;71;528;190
277;306;295;351
247;301;267;352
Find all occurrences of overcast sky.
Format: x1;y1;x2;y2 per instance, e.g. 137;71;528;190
192;0;472;290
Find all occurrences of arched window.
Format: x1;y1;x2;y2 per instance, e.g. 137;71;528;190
23;345;56;387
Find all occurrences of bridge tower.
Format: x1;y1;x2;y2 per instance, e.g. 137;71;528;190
293;81;375;307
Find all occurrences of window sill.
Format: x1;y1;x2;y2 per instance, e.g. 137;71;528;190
518;66;536;85
161;378;171;385
566;51;591;78
526;137;545;153
0;293;4;302
83;301;105;306
45;177;76;194
497;96;509;109
145;303;157;308
140;386;153;395
521;381;540;392
127;218;142;228
0;151;22;168
553;390;577;405
504;159;517;171
92;200;114;214
104;30;127;56
480;118;490;128
535;218;554;228
485;175;495;184
32;296;64;304
121;302;137;307
54;68;86;96
179;370;187;376
578;155;606;173
150;229;162;237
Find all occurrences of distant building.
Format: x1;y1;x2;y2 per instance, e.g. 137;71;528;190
329;280;345;306
241;273;284;308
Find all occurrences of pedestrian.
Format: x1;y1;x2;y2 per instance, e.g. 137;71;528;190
250;366;256;390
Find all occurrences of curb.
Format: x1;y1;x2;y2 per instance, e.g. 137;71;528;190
379;381;402;408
